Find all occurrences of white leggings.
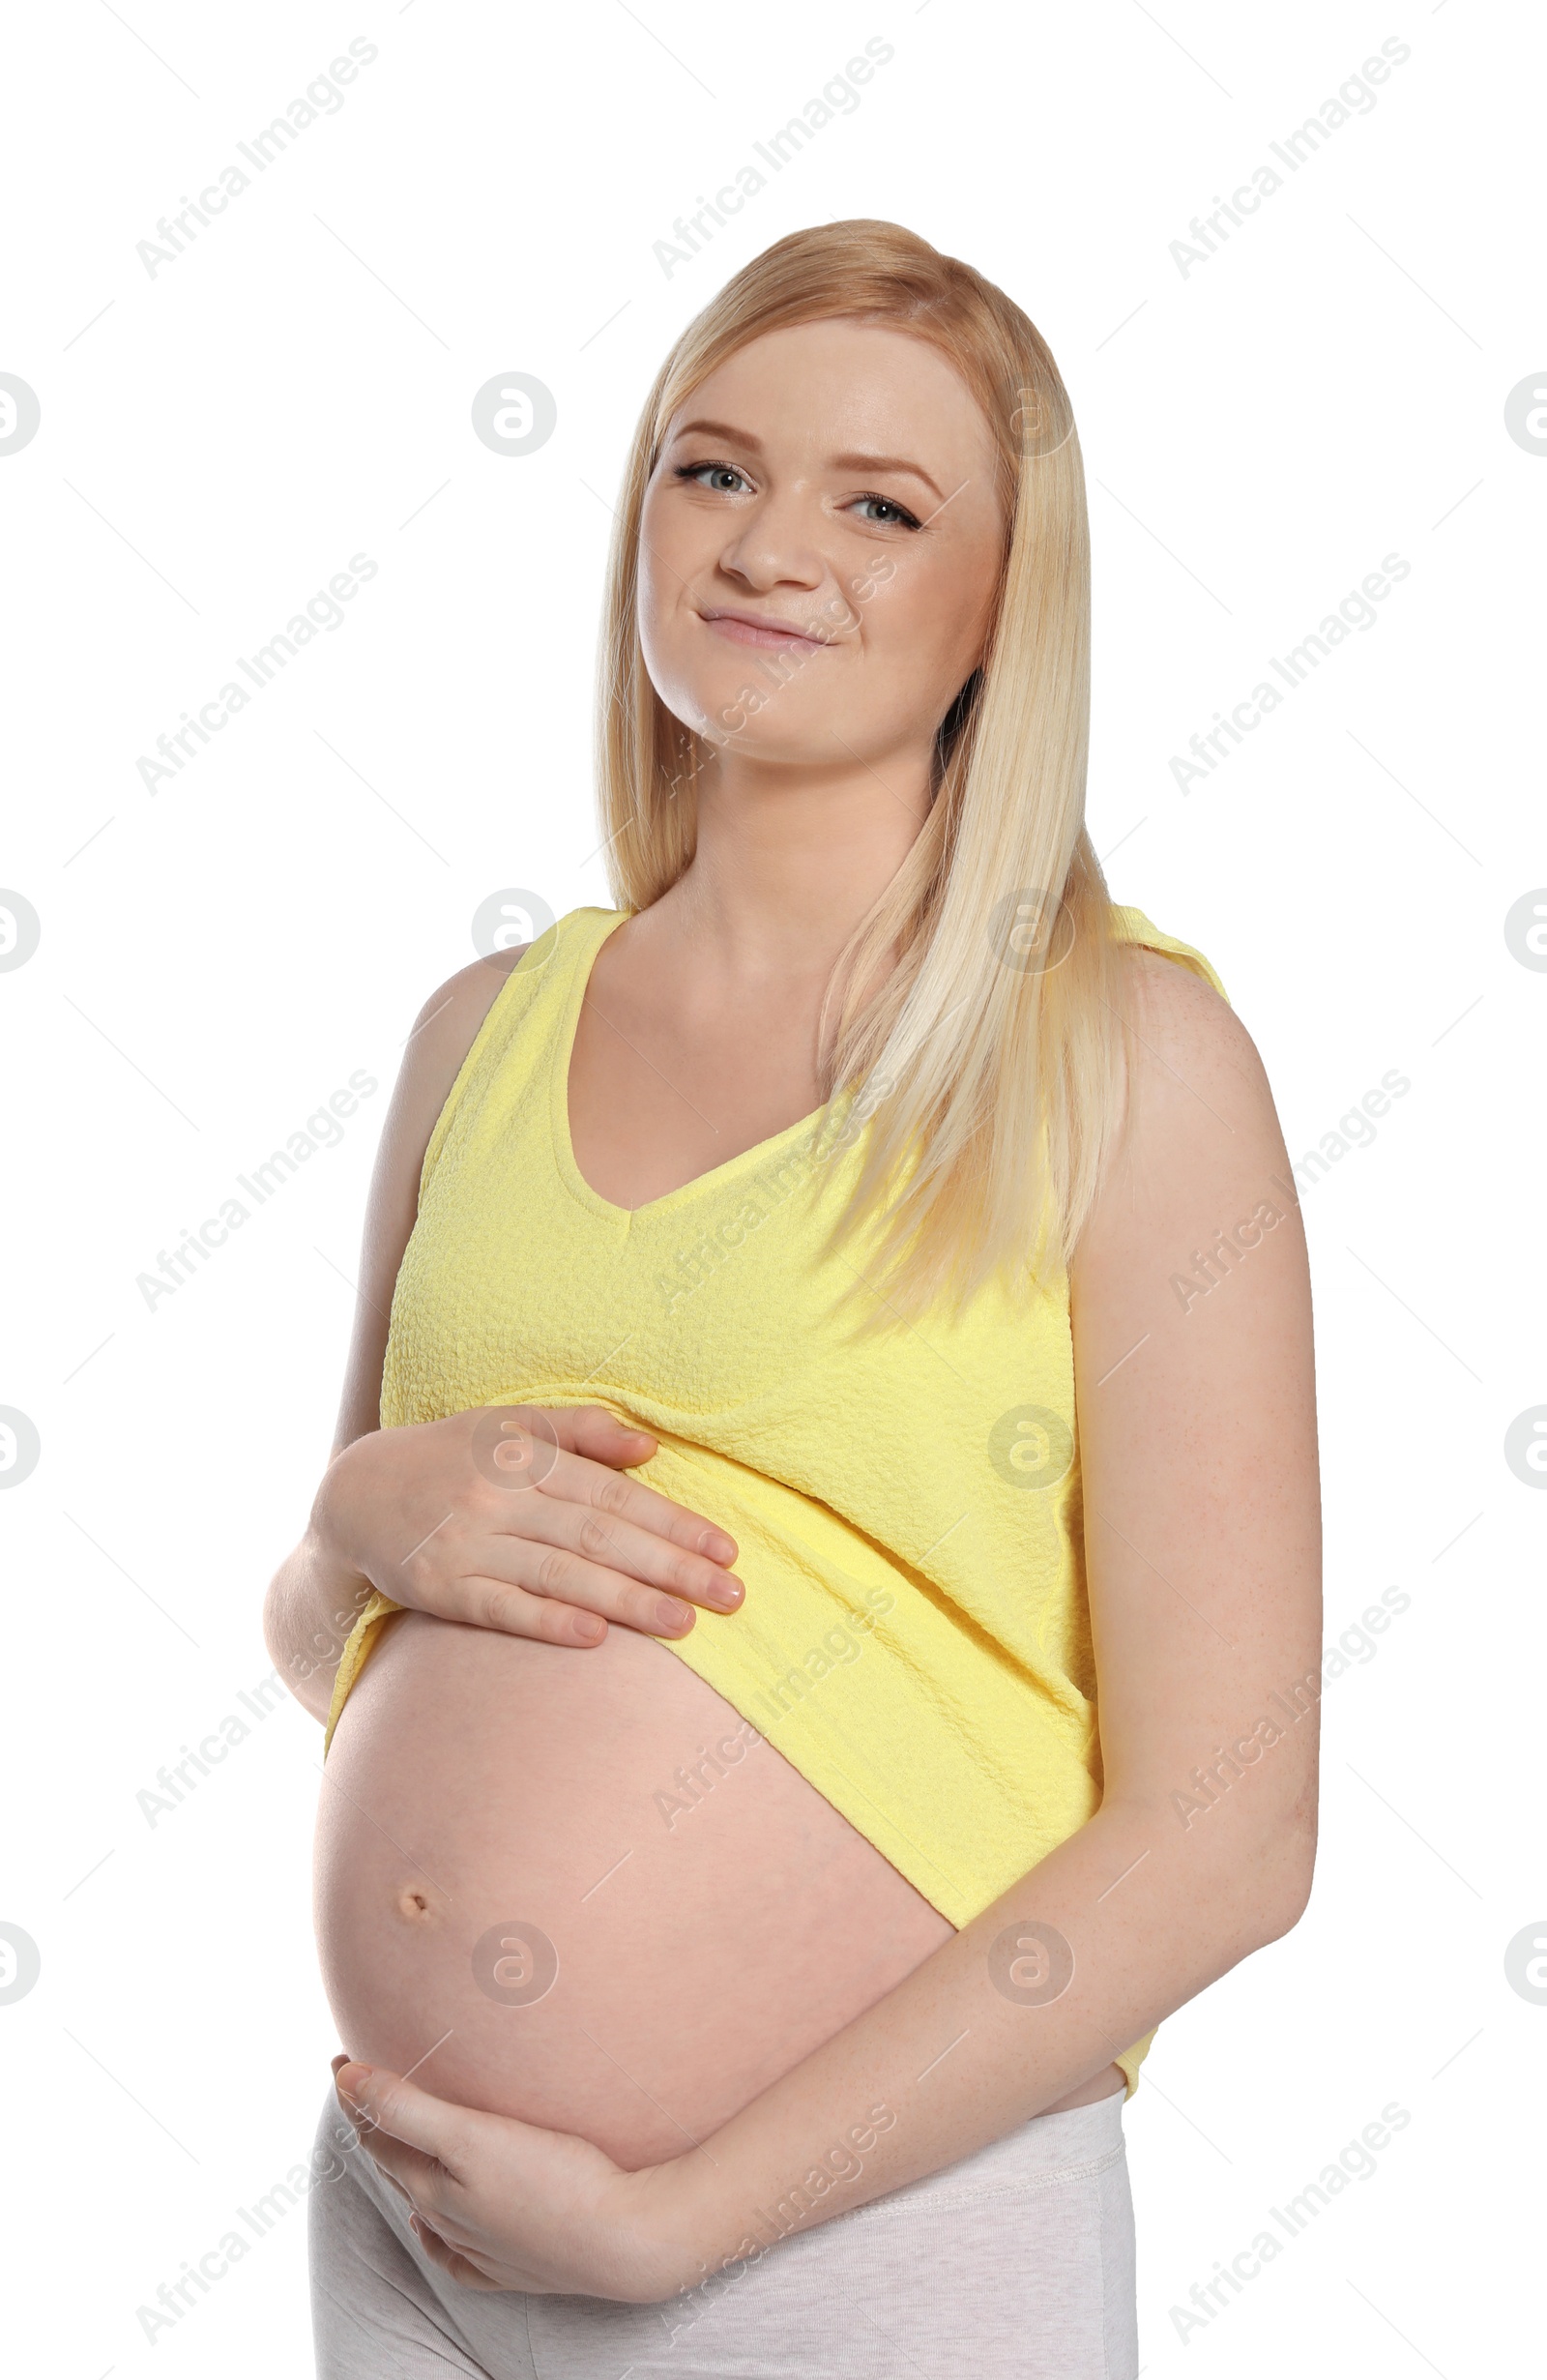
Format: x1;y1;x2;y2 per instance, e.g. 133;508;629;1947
308;2084;1138;2378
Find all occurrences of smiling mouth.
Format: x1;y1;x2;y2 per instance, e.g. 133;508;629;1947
698;609;838;652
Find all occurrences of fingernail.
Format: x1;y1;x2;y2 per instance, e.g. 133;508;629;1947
709;1579;744;1610
574;1614;605;1643
656;1597;691;1631
336;2063;372;2101
702;1530;737;1561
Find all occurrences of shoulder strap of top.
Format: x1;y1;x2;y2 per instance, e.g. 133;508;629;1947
418;905;622;1196
1108;905;1230;1007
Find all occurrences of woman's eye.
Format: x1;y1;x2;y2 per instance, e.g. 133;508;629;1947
677;462;748;493
853;494;920;529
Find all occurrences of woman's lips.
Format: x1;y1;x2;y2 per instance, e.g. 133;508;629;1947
699;609;836;653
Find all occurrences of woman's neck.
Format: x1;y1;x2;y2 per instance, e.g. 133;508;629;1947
653;740;936;979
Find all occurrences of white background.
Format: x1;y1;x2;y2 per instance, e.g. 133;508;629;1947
1;2;1540;2371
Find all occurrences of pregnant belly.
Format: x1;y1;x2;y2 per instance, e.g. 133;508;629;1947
313;1611;953;2168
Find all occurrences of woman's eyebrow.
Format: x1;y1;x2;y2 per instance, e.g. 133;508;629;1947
669;419;946;505
670;417;763;451
829;450;945;503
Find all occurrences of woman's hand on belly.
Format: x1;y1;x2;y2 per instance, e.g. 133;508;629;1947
313;1402;744;1647
334;2057;694;2305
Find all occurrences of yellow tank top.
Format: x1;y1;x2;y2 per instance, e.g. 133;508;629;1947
326;903;1228;2098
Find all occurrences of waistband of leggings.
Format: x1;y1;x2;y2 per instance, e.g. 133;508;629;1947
857;2084;1126;2214
324;2076;1124;2227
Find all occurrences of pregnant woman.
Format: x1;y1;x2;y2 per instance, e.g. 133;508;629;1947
265;220;1321;2376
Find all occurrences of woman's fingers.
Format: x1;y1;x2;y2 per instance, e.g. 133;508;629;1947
534;1402;659;1466
336;2066;477;2204
551;1447;739;1566
530;1480;743;1610
409;2215;501;2289
512;1522;742;1623
450;1452;744;1616
458;1578;616;1645
397;1532;741;1638
452;1406;739;1565
461;1565;696;1643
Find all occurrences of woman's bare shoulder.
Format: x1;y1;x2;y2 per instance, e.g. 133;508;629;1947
395;945;529;1133
1118;940;1271;1113
329;946;528;1451
1075;942;1295;1292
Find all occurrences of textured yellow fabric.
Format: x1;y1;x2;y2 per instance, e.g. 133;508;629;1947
326;905;1228;2099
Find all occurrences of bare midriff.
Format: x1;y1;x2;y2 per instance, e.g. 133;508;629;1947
314;1613;1121;2170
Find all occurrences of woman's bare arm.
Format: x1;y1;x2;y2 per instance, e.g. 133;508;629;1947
262;955;520;1717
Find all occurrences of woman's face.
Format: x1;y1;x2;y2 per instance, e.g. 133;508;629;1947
638;318;1006;777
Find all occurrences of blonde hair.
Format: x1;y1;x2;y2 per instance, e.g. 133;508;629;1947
596;219;1131;1314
